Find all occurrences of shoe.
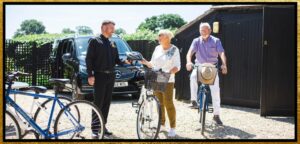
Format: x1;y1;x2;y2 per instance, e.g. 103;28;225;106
167;128;176;137
160;125;166;132
91;133;99;139
189;100;198;109
213;115;223;125
104;128;113;136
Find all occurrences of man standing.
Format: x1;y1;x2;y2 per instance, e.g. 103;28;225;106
186;23;228;125
86;20;126;137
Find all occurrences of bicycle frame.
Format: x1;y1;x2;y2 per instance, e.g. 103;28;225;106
194;64;213;112
5;83;83;139
198;84;210;112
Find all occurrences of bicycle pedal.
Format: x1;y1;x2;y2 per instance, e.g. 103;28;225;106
208;108;214;113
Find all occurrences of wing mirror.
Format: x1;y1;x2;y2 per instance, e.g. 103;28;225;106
62;53;72;62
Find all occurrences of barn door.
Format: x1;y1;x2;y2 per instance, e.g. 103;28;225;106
260;6;296;116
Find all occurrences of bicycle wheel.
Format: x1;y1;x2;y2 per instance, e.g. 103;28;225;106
54;100;104;139
33;96;79;135
200;93;207;134
5;110;21;139
137;95;161;139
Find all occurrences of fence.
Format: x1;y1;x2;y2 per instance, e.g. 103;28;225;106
5;40;157;88
127;40;158;60
5;40;53;87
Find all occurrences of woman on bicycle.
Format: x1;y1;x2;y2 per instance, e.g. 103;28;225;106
141;29;181;137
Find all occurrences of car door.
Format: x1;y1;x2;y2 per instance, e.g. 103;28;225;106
62;39;77;79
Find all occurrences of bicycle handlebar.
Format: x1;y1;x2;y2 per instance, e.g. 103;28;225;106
6;71;31;83
191;63;222;72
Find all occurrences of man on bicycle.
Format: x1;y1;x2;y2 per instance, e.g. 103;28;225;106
186;22;228;125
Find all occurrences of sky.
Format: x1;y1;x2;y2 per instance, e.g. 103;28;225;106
5;5;211;39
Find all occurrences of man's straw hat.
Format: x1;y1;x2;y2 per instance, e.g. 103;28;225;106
197;63;218;85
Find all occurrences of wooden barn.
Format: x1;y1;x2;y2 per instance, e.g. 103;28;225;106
173;5;296;116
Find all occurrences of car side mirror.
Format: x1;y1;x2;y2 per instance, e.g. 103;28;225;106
126;51;143;61
62;53;71;62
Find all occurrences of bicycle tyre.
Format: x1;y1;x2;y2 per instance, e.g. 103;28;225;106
5;110;21;139
136;95;161;139
33;96;79;133
200;93;207;134
53;100;104;139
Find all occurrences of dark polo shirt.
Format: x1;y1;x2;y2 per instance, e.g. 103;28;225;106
86;34;122;77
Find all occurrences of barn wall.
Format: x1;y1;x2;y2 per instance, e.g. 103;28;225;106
174;9;264;108
260;6;296;116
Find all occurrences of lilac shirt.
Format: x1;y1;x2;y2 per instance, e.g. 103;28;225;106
190;35;224;64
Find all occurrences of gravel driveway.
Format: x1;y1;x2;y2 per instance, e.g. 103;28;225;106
9;90;295;140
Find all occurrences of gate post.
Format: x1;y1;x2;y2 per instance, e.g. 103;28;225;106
32;42;37;85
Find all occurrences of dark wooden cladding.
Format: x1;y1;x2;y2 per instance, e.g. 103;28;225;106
260;6;296;116
174;5;296;116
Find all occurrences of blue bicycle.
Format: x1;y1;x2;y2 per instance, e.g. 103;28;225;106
193;64;217;135
5;71;105;139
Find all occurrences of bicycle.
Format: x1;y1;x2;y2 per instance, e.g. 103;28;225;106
7;80;74;139
131;67;171;139
193;64;218;135
5;71;105;139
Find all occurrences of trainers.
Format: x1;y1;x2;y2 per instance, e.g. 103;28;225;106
213;115;223;125
167;128;176;137
189;100;198;109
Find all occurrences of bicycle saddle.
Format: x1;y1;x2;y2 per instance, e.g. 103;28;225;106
49;78;70;85
28;86;47;93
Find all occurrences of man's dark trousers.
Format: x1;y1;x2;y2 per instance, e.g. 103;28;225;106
92;72;115;133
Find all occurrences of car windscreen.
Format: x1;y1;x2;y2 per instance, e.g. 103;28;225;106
76;37;132;56
110;38;132;54
75;37;90;56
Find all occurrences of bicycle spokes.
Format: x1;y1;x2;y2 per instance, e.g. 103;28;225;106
54;101;104;139
137;96;160;139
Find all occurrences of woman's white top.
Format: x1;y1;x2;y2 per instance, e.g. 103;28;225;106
150;44;181;83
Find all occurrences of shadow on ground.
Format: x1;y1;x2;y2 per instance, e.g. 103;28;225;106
221;105;260;115
198;123;256;139
265;117;295;124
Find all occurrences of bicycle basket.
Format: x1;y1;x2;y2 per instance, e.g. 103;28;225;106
196;63;218;85
144;69;170;92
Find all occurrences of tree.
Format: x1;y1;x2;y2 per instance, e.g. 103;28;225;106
12;33;68;47
115;28;126;35
121;29;156;41
75;26;93;35
13;19;46;38
62;28;75;34
138;14;187;32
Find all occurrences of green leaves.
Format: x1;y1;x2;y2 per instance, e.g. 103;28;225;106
115;28;127;35
75;26;93;35
120;29;156;41
62;28;76;34
137;14;187;32
120;14;185;41
120;28;177;42
12;33;68;47
13;19;46;38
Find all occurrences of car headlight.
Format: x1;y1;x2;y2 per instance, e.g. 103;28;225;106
137;70;145;78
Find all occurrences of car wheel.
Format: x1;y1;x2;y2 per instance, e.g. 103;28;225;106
71;76;82;100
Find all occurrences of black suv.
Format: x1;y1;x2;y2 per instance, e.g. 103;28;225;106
50;34;144;100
